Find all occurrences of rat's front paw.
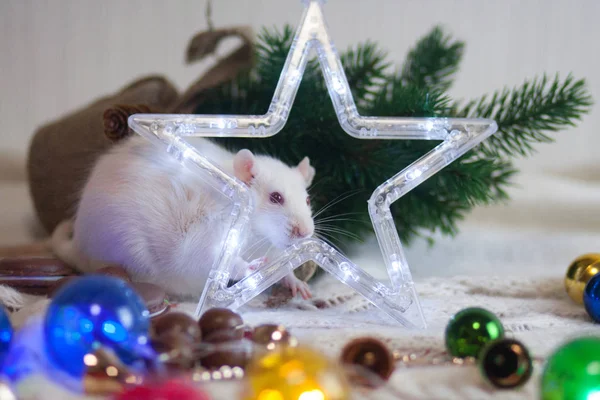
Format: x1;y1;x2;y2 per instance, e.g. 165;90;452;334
281;274;312;300
247;256;268;271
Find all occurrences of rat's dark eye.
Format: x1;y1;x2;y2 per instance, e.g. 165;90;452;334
306;196;310;206
269;192;284;205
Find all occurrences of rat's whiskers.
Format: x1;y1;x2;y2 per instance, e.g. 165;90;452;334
245;237;270;260
312;189;365;219
314;224;363;242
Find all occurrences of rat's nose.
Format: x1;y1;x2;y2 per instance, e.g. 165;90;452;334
291;225;308;239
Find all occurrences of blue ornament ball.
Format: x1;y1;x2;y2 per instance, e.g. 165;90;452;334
0;305;13;365
44;275;150;377
583;273;600;322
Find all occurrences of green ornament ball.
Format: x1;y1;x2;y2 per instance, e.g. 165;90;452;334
541;336;600;400
445;307;505;358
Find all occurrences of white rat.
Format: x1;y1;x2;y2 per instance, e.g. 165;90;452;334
51;134;315;299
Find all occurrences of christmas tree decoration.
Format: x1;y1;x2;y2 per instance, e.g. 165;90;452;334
583;273;600;322
340;337;395;387
129;0;499;330
565;254;600;304
541;336;600;400
44;275;152;377
0;306;13;367
250;324;296;349
114;380;211;400
445;307;505;358
478;338;532;389
243;345;350;400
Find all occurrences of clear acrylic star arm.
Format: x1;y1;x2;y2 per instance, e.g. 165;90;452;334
128;0;497;330
129;1;494;141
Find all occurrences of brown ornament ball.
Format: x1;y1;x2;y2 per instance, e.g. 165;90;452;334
479;338;532;389
340;337;395;386
152;312;202;343
251;324;295;348
198;308;244;343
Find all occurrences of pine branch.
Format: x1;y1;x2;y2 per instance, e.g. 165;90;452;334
365;75;452;117
255;25;295;85
340;41;390;107
401;25;464;92
391;155;517;244
190;25;592;250
456;74;593;158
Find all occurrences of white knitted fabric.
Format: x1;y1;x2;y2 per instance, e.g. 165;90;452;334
10;269;593;400
4;167;600;399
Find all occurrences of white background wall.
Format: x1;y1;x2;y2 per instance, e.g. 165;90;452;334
1;0;598;173
1;1;599;274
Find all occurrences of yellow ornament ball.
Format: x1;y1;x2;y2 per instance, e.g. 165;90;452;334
565;254;600;304
243;345;351;400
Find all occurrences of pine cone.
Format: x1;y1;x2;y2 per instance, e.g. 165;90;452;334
294;260;318;282
103;104;154;142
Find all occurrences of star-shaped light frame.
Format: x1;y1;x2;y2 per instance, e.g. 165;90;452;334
128;0;497;329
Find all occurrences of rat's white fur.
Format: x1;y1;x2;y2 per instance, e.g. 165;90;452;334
51;135;315;298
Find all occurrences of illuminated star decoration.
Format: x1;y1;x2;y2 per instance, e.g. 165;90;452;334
129;0;497;329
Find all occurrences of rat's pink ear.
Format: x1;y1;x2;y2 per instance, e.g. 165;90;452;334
233;149;255;184
297;157;315;187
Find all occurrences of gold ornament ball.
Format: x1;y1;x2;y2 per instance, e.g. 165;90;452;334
565;254;600;304
243;345;350;400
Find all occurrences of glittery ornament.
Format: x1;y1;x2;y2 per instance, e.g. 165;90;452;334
584;274;600;323
479;339;532;389
244;345;350;400
565;254;600;304
0;306;13;367
340;337;395;386
44;276;151;377
445;307;505;358
541;336;600;400
114;380;211;400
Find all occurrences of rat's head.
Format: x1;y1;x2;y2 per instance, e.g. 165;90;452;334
233;149;315;249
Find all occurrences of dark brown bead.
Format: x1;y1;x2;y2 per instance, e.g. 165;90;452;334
152;335;197;371
203;329;243;344
152;312;201;343
199;342;250;370
198;308;244;343
251;324;293;347
340;337;395;386
96;265;132;282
